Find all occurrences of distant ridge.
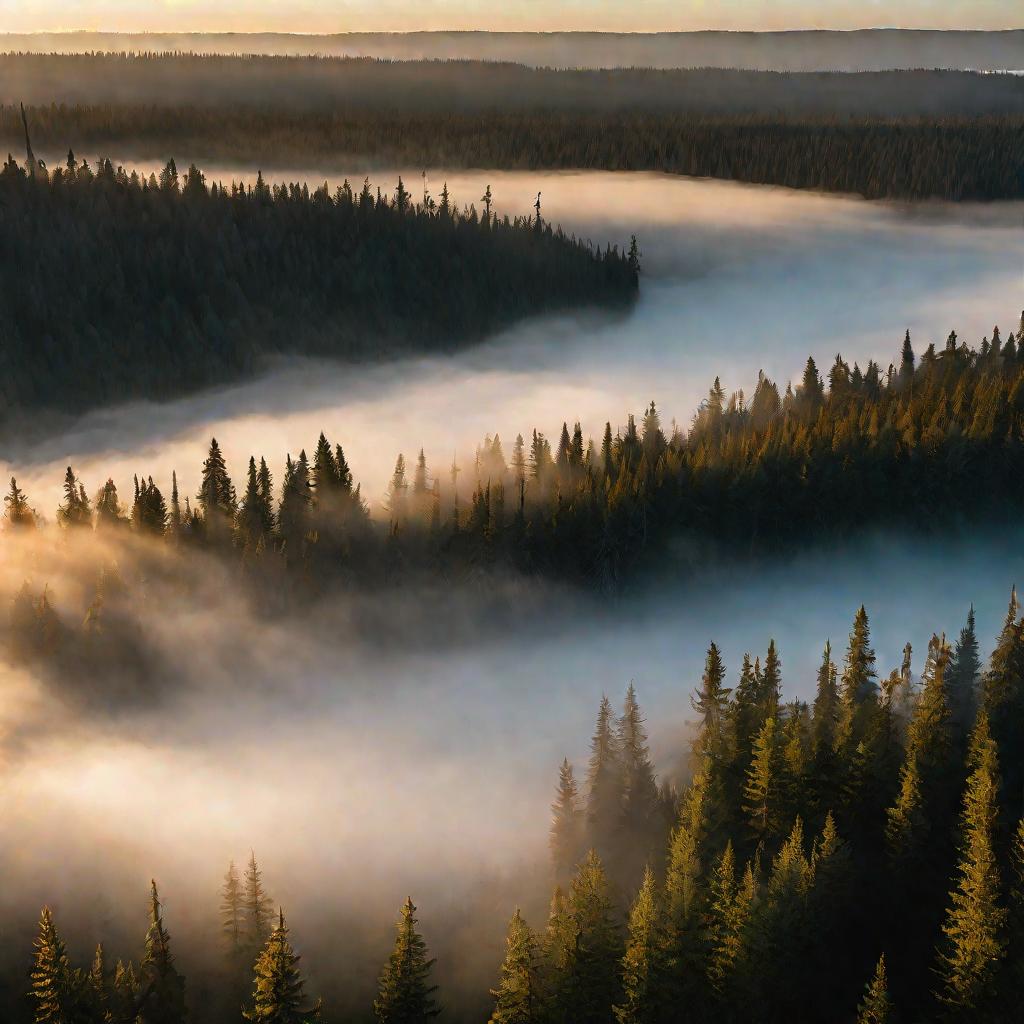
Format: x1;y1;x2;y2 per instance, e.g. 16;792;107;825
2;29;1023;72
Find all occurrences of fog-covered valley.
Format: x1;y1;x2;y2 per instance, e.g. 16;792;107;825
2;166;1024;1020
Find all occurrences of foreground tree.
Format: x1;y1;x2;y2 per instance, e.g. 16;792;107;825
374;898;440;1024
857;955;893;1024
488;909;545;1024
138;881;186;1024
935;714;1006;1018
244;911;320;1024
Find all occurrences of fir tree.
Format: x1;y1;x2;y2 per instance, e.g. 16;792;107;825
692;643;732;773
374;898;440;1024
243;854;275;958
488;909;545;1024
935;712;1006;1017
137;881;186;1024
29;907;81;1024
222;861;244;956
564;851;621;1024
550;759;584;883
744;716;782;845
585;696;623;863
614;866;665;1024
244;910;320;1024
857;955;894;1024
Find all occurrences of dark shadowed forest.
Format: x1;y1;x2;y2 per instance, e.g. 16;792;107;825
0;152;636;421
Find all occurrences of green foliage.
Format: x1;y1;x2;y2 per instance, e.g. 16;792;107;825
614;867;666;1024
489;910;545;1024
137;881;186;1024
935;713;1006;1018
374;898;440;1024
857;956;893;1024
244;911;320;1024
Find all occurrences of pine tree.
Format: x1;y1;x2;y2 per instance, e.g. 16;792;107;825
948;607;980;737
550;759;584;882
836;606;877;752
57;466;91;528
489;909;545;1024
4;476;36;528
198;437;236;538
138;881;186;1024
222;861;244;956
744;716;782;845
614;867;665;1024
244;910;320;1024
585;696;623;862
564;851;621;1024
857;955;893;1024
692;643;732;773
29;907;81;1024
243;854;275;958
374;898;440;1024
617;685;660;878
935;712;1006;1017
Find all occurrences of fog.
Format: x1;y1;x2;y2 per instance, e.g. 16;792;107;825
4;169;1022;511
1;169;1023;1018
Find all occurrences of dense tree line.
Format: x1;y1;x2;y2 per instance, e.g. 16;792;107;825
12;593;1024;1021
0;150;636;421
4;319;1023;636
6;103;1022;201
4;56;1024;118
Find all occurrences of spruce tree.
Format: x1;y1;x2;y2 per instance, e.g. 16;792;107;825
550;759;584;882
29;907;81;1024
617;685;660;879
138;881;186;1024
374;898;440;1024
836;607;877;752
222;860;244;956
243;853;275;958
692;643;732;773
244;910;320;1024
585;696;623;863
489;909;545;1024
565;851;621;1024
857;956;893;1024
744;716;782;845
948;608;980;738
197;437;236;537
614;867;665;1024
935;713;1006;1017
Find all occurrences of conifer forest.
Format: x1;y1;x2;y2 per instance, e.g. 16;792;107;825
2;15;1024;1024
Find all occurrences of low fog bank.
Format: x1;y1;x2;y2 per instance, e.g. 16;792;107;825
1;519;1021;1016
2;30;1023;72
4;170;1021;513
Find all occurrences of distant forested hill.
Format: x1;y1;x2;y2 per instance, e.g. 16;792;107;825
2;55;1024;117
2;57;1023;201
0;156;636;421
2;29;1024;72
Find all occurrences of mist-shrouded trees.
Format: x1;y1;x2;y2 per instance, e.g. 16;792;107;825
137;881;186;1024
244;911;321;1024
488;909;545;1024
7;322;1024;613
374;898;440;1024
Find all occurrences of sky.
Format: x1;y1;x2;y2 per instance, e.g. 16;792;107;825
0;1;1019;35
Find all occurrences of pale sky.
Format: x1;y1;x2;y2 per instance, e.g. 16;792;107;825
0;1;1019;35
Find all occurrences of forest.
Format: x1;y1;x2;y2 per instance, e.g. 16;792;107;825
3;319;1023;630
5;56;1024;118
9;591;1024;1023
6;103;1023;202
0;151;636;421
